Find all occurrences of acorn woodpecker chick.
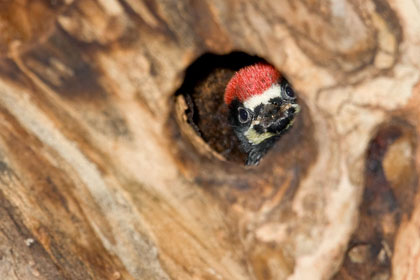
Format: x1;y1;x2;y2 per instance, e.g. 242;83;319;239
224;63;300;165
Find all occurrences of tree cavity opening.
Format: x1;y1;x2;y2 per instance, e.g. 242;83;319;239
174;52;300;165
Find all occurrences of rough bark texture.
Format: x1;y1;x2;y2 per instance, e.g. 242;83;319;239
1;0;420;279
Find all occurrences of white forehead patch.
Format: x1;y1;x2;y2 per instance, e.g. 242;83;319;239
243;84;281;110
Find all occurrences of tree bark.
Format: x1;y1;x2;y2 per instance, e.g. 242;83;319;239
0;0;420;279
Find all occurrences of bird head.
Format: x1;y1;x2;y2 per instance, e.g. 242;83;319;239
224;63;300;165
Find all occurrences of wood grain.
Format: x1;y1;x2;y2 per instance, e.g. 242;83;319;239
0;0;420;279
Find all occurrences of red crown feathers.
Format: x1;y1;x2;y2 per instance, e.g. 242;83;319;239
224;63;281;105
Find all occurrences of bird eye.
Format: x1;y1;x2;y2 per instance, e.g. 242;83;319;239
238;107;251;123
282;85;296;100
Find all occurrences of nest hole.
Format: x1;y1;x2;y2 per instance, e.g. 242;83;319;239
175;52;299;165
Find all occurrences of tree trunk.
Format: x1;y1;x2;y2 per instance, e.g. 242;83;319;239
0;0;419;279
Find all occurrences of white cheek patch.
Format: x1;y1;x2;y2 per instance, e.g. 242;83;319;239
243;84;281;110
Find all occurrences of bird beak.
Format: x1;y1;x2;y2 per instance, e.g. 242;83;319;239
262;103;300;134
244;102;299;145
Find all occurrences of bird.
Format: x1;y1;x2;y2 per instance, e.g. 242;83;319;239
224;63;300;165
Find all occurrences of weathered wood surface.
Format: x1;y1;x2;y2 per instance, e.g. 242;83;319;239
0;0;420;279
